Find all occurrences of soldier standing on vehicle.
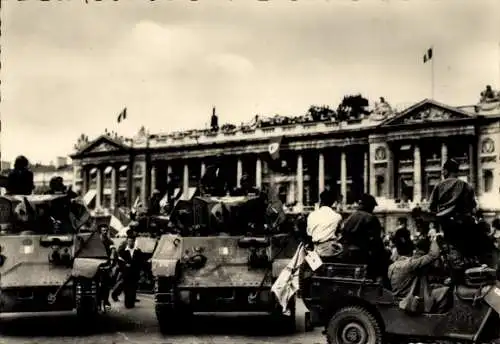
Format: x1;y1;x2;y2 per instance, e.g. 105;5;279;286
337;194;389;282
429;158;496;282
306;190;343;257
7;155;34;195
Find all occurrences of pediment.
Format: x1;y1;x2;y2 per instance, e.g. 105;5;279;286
381;99;474;127
79;136;128;155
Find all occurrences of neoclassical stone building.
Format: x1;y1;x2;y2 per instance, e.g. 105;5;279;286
71;95;500;223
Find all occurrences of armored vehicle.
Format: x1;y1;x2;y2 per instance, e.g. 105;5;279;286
300;247;500;344
0;194;108;319
151;194;299;333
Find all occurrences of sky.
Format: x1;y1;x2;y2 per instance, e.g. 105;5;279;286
1;0;499;165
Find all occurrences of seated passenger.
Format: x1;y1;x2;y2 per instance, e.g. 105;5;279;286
338;194;389;281
390;225;414;262
389;233;451;313
306;190;343;257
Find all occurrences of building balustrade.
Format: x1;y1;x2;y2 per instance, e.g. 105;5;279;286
398;159;414;169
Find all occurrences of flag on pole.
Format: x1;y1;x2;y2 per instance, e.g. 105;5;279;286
268;136;283;161
423;47;433;63
117;107;127;123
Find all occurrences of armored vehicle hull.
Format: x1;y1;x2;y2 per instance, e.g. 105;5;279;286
0;195;108;319
151;234;298;332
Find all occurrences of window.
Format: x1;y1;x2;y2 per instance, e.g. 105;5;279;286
483;170;494;193
376;175;385;197
398;176;413;202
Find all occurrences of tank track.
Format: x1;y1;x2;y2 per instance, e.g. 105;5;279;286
154;277;185;333
75;278;99;318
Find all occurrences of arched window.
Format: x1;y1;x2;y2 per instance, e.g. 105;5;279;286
483;170;494;193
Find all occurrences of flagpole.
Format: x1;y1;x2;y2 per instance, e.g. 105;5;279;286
431;45;435;100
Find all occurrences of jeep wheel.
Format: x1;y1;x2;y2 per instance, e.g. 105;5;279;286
326;306;383;344
271;297;297;334
156;305;192;334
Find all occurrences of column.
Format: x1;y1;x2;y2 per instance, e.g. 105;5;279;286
96;167;103;209
200;162;206;177
256;158;262;188
363;151;369;193
296;154;304;209
72;164;79;192
386;145;394;198
340;151;347;204
110;166;117;210
128;163;134;207
369;146;377;197
318;152;325;196
469;142;477;189
441;142;448;168
183;163;189;198
150;164;157;194
140;161;148;206
236;158;243;187
82;167;89;195
413;145;422;202
167;164;173;182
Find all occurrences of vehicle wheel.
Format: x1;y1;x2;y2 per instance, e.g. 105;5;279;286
271;297;296;334
156;305;192;334
298;262;314;307
326;306;383;344
304;311;314;332
75;279;99;320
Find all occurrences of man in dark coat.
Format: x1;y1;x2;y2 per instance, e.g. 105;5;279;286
429;159;495;282
7;155;34;195
116;231;143;307
337;194;389;282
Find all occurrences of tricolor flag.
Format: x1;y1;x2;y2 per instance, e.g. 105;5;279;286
423;47;433;63
268;136;283;161
117;107;127;123
266;135;288;173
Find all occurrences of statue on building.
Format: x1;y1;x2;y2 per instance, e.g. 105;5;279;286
74;134;90;151
210;107;219;131
476;85;500;112
370;97;394;121
134;126;148;144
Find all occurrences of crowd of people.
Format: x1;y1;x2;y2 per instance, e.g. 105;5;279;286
305;158;499;315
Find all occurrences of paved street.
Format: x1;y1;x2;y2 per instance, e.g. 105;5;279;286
0;295;325;344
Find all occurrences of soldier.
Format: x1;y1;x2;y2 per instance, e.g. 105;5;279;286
98;224;114;309
337;194;389;283
7;155;34;195
429;158;496;282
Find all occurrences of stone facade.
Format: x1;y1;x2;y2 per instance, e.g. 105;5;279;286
71;99;500;225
